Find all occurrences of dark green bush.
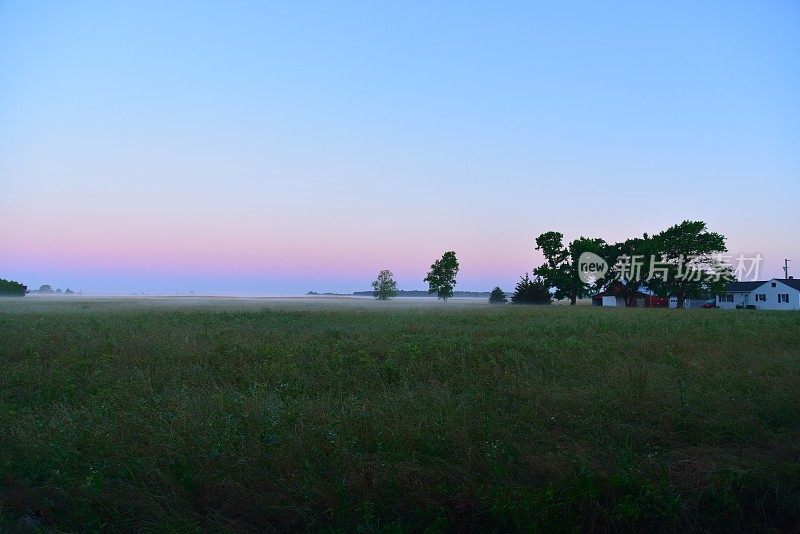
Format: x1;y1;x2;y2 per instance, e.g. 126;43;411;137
0;278;26;297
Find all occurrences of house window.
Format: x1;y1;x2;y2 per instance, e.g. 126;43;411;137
723;294;734;302
771;282;776;287
755;294;766;302
778;294;789;304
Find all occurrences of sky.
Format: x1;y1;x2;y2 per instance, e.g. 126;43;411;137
1;1;798;295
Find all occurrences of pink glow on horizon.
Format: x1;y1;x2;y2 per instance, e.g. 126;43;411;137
2;209;795;288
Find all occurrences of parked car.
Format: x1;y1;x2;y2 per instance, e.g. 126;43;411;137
701;299;717;309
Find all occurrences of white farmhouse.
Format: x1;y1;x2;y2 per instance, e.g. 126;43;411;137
717;278;800;310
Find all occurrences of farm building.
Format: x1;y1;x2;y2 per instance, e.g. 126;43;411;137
668;296;713;309
591;278;800;310
717;278;800;310
591;283;668;307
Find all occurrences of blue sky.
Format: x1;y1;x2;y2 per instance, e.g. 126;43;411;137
1;1;798;294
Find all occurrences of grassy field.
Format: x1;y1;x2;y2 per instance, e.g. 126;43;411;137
1;298;799;531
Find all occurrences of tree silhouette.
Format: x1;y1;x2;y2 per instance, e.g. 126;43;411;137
647;220;732;308
371;269;398;300
534;231;606;305
424;251;459;301
488;286;507;304
0;279;27;297
511;274;551;305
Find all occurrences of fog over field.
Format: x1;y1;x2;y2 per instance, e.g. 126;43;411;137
10;294;495;312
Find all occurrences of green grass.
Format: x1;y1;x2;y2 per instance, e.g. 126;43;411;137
1;298;799;531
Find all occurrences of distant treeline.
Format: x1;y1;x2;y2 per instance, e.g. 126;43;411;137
352;290;490;298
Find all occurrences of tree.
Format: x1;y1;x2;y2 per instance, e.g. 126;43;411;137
0;278;27;297
424;251;459;301
647;221;733;308
601;234;656;306
38;284;54;293
371;269;398;300
511;274;551;304
488;286;507;304
533;232;606;304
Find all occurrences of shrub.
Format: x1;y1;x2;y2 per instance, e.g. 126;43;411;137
489;287;507;304
511;274;551;305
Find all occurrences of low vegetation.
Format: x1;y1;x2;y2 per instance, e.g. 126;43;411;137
1;299;799;531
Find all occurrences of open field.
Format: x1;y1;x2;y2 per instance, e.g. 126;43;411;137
1;298;799;531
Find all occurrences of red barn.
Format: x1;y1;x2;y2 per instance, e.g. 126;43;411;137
591;282;667;308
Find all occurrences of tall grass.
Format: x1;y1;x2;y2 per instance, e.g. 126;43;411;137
1;299;799;530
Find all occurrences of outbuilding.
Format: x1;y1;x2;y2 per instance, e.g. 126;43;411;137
591;283;667;308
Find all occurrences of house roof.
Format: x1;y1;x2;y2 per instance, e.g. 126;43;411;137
725;281;768;292
775;278;800;291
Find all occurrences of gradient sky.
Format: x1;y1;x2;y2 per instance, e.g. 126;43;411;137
1;1;798;295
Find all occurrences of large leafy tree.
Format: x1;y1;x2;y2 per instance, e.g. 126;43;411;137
424;251;459;301
488;286;507;304
371;269;398;300
533;231;606;305
648;221;733;308
602;234;656;306
0;278;27;297
511;274;551;305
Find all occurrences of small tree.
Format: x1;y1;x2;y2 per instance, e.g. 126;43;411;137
424;251;459;301
488;286;507;304
0;278;27;297
371;269;398;300
511;274;551;304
